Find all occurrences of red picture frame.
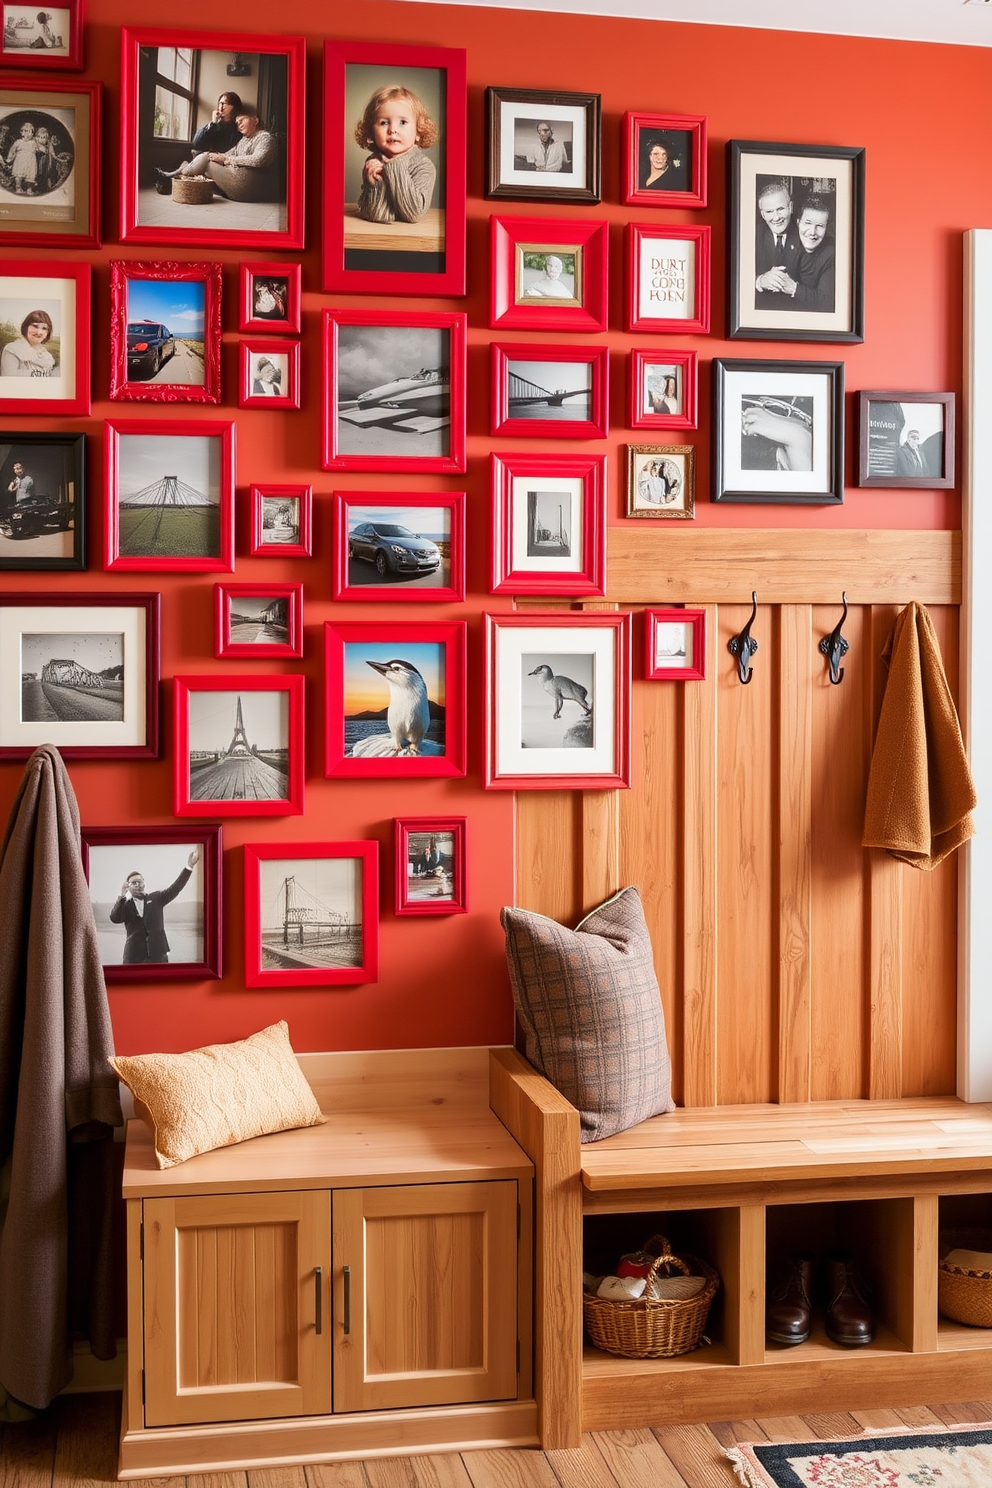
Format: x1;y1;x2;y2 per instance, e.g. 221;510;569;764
644;607;706;681
332;490;465;603
0;78;100;246
324;619;467;780
490;452;606;598
491;342;609;439
394;816;467;917
214;582;303;659
239;261;301;334
119;27;306;251
629;348;699;431
239;338;300;410
0;0;85;69
173;673;305;818
104;417;235;573
490;214;608;332
322;39;467;298
622;111;708;209
80;822;223;982
249;483;312;557
625;223;711;335
0;259;89;414
321;308;466;474
244;839;379;988
109;259;222;404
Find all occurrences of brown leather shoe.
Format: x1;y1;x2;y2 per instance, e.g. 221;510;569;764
766;1252;813;1345
825;1251;874;1346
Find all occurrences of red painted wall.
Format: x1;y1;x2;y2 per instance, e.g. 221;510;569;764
1;3;984;1053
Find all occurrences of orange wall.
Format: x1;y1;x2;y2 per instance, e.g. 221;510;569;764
2;2;986;1054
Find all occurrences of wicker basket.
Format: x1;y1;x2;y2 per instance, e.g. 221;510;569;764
583;1237;719;1359
172;175;213;205
938;1228;992;1327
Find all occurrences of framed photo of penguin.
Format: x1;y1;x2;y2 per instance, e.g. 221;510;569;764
490;451;606;597
483;610;632;791
323;619;467;779
727;139;866;343
244;839;379;988
394;816;467;916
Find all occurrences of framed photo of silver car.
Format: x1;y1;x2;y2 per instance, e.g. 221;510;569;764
486;86;601;204
109;260;222;404
333;490;465;602
0;430;84;570
727;139;865;343
712;356;845;505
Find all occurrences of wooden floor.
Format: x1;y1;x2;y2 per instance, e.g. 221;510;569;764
5;1394;992;1488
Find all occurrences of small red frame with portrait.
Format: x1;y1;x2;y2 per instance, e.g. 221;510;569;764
622;111;708;209
644;607;706;682
491;342;609;440
0;0;85;70
490;451;606;598
244;839;379;988
629;348;699;432
109;260;222;405
239;339;300;410
0;258;90;414
239;261;301;334
173;672;305;818
249;483;312;558
332;490;466;603
625;223;711;335
490;215;608;333
214;581;303;659
394;816;467;917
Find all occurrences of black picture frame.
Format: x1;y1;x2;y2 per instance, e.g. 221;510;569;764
727;139;865;343
857;390;955;489
712;357;845;505
0;429;84;569
486;86;601;204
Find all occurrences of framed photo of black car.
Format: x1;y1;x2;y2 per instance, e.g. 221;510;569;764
486;87;601;204
727;139;865;343
712;356;845;505
109;260;222;404
0;77;99;245
333;490;465;603
0;430;84;570
622;111;707;209
856;390;955;488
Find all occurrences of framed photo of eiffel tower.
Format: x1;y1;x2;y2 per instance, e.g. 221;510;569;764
173;673;304;817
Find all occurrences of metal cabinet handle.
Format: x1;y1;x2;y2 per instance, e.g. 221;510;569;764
314;1266;322;1334
343;1264;351;1335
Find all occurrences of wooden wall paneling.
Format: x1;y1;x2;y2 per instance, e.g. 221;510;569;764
867;605;904;1099
514;793;580;924
776;603;813;1103
681;605;719;1108
581;792;620;915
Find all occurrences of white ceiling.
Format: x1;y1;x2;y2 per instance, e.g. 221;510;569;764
409;0;992;48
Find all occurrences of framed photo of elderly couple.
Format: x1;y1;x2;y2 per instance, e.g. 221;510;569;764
727;139;866;343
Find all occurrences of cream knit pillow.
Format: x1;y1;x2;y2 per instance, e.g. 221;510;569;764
110;1020;325;1169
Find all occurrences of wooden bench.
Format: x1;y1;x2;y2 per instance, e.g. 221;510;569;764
490;1046;992;1449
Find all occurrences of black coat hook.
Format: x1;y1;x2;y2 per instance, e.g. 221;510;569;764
728;592;759;685
819;592;850;685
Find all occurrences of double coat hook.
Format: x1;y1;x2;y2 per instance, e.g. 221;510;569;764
728;592;759;685
819;592;850;685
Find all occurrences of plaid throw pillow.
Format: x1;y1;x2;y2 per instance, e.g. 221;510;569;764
500;886;675;1142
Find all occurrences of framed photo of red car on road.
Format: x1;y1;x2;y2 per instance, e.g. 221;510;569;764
109;260;222;404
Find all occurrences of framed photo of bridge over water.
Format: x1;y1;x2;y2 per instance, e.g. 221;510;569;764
172;673;304;817
244;839;379;988
103;418;235;572
490;342;609;440
0;590;160;759
490;451;606;598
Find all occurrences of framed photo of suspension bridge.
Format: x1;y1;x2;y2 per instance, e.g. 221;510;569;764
172;673;305;817
103;418;235;572
244;839;379;987
490;451;606;598
490;342;609;440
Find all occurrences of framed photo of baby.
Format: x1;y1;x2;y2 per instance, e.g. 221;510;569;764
323;40;466;297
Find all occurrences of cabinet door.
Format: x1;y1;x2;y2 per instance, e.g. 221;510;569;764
143;1191;331;1427
332;1180;519;1413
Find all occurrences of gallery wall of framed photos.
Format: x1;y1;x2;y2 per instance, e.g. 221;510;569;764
0;0;980;1056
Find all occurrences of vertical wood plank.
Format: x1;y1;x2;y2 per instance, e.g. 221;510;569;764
911;1193;939;1354
867;605;903;1099
682;605;719;1108
581;791;620;914
514;793;579;924
777;605;813;1103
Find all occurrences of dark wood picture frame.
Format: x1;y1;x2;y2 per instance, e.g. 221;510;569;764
857;390;955;489
0;429;84;570
712;356;845;505
486;86;601;204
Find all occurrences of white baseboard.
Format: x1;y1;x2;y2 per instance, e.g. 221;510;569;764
63;1339;126;1395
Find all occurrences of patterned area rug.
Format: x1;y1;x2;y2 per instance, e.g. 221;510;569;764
726;1423;992;1486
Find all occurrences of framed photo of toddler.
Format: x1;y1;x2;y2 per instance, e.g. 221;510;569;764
238;339;300;410
626;444;695;520
0;77;99;245
323;39;467;297
109;259;222;405
644;607;706;682
856;390;955;489
0;2;84;71
239;261;300;334
629;348;698;432
490;215;608;333
394;816;467;917
249;483;312;558
486;86;601;204
712;356;845;505
0;260;89;415
623;111;707;209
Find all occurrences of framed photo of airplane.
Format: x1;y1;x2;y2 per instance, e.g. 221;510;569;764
490;342;609;439
244;839;379;988
324;619;467;780
321;308;466;473
490;451;606;598
172;672;305;817
394;816;467;916
484;610;631;791
109;259;222;405
332;490;465;602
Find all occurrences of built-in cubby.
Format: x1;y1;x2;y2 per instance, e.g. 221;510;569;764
936;1191;992;1353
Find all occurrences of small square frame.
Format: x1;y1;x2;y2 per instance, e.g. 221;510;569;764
239;261;301;334
0;259;90;414
712;356;845;505
486;87;601;204
0;429;85;570
622;110;707;209
491;342;609;439
626;444;695;520
644;607;706;681
333;490;465;603
394;816;467;916
214;581;303;659
80;823;222;982
0;1;84;69
173;672;305;818
244;839;379;988
324;619;467;779
109;259;222;404
249;483;312;557
625;223;711;334
0;590;160;759
239;339;300;410
484;610;631;791
490;214;608;333
0;77;100;245
629;349;698;432
856;390;955;489
490;451;606;597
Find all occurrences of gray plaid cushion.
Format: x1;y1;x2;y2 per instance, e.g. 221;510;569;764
500;887;674;1142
